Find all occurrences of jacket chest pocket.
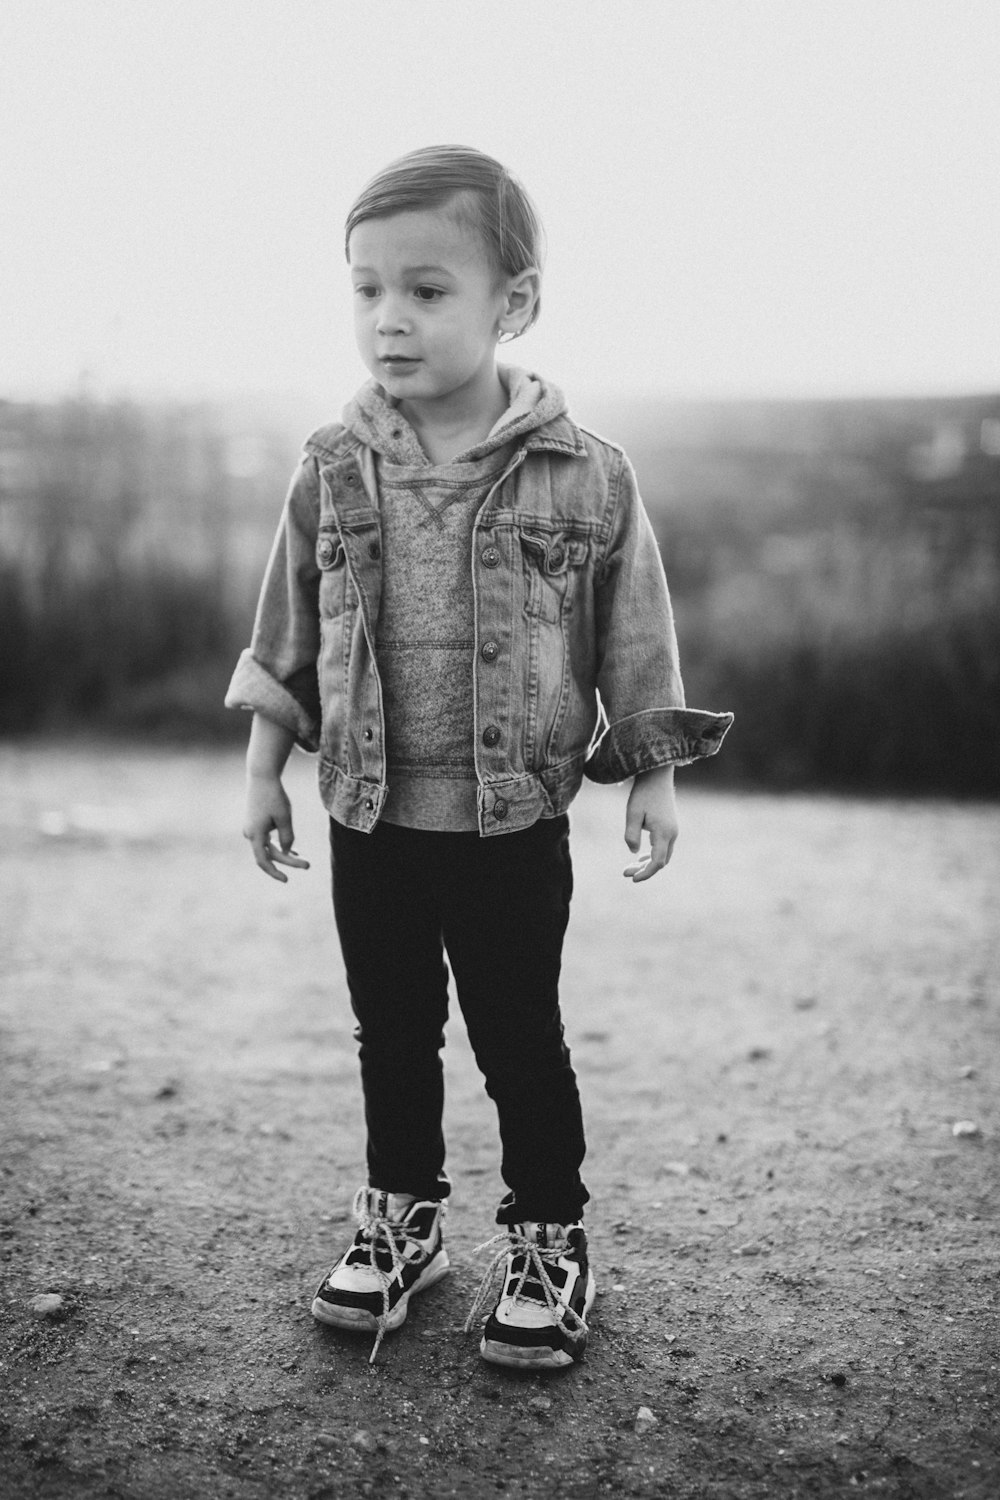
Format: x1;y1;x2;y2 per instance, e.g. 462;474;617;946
519;528;590;623
316;529;348;618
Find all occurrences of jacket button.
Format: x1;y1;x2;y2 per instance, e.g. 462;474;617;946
363;728;374;742
482;725;501;747
480;640;499;663
368;541;381;560
344;472;358;486
481;546;501;568
364;798;374;811
493;797;509;821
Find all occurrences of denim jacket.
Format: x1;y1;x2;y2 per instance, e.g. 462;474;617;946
226;392;733;836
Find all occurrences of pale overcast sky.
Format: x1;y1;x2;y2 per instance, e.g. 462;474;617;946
3;0;998;405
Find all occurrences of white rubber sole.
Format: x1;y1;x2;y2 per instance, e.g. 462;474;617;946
480;1270;597;1370
311;1248;450;1333
480;1339;578;1369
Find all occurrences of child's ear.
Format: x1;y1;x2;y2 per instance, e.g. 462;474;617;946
499;267;541;340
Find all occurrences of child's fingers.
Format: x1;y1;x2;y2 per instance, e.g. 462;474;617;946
248;830;288;882
623;811;643;853
623;823;676;881
245;824;309;881
268;845;310;870
256;840;310;880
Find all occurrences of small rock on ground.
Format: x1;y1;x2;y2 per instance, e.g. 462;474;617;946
28;1294;65;1318
635;1405;659;1434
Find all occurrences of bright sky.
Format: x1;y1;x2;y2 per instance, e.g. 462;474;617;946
3;0;999;404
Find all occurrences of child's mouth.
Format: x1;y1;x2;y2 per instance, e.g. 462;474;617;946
380;355;420;370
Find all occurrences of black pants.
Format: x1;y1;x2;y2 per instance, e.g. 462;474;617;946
329;813;589;1224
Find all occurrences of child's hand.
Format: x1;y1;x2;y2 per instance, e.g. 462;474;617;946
242;772;310;883
623;765;679;883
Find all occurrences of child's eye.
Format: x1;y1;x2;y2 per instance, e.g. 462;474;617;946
354;285;379;301
413;286;444;302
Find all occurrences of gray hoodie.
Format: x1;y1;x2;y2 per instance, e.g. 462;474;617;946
347;367;568;829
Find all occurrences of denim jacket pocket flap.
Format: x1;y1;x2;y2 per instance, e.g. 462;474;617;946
519;528;589;576
519;528;591;623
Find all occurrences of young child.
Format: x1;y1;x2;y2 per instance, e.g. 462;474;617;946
227;145;732;1369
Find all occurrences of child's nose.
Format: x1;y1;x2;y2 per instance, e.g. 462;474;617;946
376;296;410;336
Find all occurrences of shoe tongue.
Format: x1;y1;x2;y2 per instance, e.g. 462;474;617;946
519;1221;564;1248
367;1190;416;1220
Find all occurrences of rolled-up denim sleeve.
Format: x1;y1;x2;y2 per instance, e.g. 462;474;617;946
224;458;323;752
585;453;733;783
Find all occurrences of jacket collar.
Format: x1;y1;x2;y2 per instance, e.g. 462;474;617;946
303;366;587;466
520;414;587;457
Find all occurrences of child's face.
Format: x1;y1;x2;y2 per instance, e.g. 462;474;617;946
348;207;510;414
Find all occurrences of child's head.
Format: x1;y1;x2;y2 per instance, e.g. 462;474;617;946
345;145;544;333
344;147;544;416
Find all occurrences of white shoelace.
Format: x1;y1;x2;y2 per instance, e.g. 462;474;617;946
463;1226;587;1337
349;1186;411;1363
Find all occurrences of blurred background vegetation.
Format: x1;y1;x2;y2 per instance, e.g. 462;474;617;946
1;391;997;796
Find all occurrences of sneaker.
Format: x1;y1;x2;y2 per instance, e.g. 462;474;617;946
465;1220;597;1369
311;1187;449;1361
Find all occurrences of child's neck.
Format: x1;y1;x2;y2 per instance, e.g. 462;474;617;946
400;365;508;465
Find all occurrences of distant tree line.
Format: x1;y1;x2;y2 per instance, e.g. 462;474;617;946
1;393;997;796
629;397;1000;796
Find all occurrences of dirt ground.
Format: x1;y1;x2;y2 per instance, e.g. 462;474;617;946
1;741;997;1500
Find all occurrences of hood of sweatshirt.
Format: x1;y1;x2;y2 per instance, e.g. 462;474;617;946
340;365;569;466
